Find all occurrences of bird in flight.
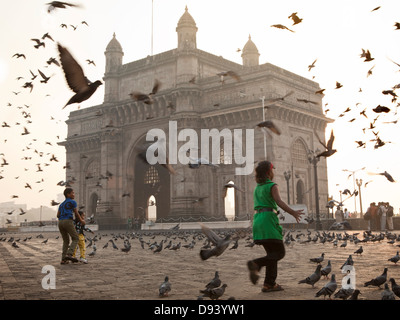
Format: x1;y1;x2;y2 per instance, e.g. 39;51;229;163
308;59;317;72
46;1;81;13
58;43;102;109
130;79;161;104
31;38;45;49
217;71;241;84
315;129;337;158
86;59;96;66
288;12;303;25
271;24;294;32
12;53;26;59
256;120;281;135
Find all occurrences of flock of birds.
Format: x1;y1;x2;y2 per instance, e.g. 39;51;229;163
3;3;399;212
2;223;400;300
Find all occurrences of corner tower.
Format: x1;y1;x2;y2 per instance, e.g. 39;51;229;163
176;6;198;50
241;35;260;67
104;33;124;102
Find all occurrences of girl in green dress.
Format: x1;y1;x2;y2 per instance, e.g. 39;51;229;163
247;161;303;292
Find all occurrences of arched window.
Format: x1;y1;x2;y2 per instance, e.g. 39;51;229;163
86;159;100;180
147;195;157;222
296;180;305;204
144;166;160;185
224;181;235;221
291;139;308;166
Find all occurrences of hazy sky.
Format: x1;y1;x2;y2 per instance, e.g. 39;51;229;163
1;0;400;216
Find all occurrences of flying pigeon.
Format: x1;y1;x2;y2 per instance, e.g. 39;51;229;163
58;43;102;109
129;79;161;104
199;223;231;260
315;129;336;158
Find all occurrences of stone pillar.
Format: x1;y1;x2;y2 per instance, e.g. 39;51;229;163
95;128;124;227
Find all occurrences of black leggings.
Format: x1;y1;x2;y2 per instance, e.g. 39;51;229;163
252;239;285;286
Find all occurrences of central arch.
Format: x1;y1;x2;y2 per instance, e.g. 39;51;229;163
131;136;171;223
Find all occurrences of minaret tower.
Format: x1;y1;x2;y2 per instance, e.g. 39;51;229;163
104;33;124;102
241;35;260;67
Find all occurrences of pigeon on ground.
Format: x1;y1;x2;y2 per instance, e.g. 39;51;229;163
199;224;231;260
388;251;400;264
354;246;363;255
205;271;222;290
321;260;332;279
153;240;164;253
364;268;388;288
310;253;325;264
389;278;400;298
334;287;354;300
315;274;337;299
298;264;322;287
348;289;361;300
381;283;396;300
121;240;131;253
88;244;96;256
340;255;354;269
58;43;102;109
159;276;171;297
209;284;228;300
109;239;119;250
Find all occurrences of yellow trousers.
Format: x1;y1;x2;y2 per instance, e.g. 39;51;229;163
72;234;86;259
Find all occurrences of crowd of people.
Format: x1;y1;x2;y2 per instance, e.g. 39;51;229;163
333;202;395;231
364;202;395;231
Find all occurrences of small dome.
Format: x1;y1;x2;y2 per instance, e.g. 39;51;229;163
242;35;259;55
177;6;197;29
106;33;123;53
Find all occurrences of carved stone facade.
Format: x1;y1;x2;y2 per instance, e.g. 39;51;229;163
59;7;332;227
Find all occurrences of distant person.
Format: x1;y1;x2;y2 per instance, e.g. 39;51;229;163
369;202;379;231
57;188;85;264
335;206;344;223
247;161;303;293
72;211;94;264
378;202;387;231
127;216;132;230
343;208;349;219
386;203;394;231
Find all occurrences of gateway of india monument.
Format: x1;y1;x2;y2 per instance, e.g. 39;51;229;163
59;7;332;228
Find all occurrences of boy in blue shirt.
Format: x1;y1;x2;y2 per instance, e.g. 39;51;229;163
57;188;85;264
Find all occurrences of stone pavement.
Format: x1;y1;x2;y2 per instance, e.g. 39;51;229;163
1;228;400;301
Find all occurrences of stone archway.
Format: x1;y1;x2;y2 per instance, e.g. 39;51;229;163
130;135;171;223
224;180;236;221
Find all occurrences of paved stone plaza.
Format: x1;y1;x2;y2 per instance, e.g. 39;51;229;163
0;228;399;301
